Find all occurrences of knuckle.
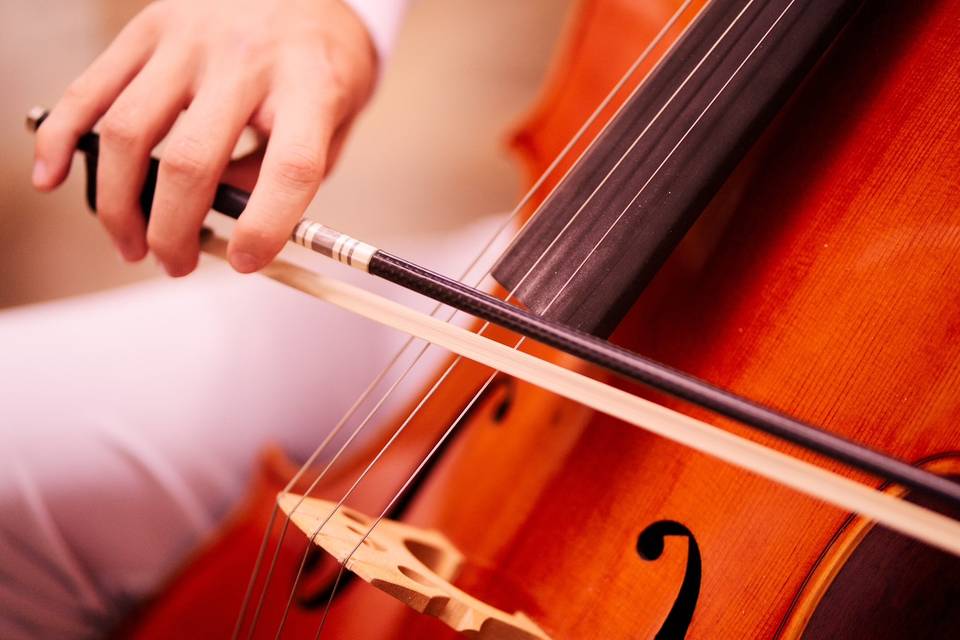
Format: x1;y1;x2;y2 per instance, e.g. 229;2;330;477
229;34;272;68
136;2;170;35
323;57;352;100
61;78;90;106
272;146;325;189
162;136;213;181
100;110;141;150
140;1;168;22
314;39;367;110
121;0;172;46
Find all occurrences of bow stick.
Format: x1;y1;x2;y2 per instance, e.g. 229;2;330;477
201;232;960;557
25;106;960;512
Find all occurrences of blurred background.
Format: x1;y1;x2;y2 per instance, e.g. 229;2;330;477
0;0;571;308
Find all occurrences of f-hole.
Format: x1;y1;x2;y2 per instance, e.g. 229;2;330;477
490;377;516;424
295;546;353;609
636;520;701;639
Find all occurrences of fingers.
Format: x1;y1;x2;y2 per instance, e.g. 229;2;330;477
228;90;339;273
147;77;262;276
33;5;162;191
95;46;191;261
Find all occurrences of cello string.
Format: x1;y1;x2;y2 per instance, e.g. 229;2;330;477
233;340;419;640
542;0;797;322
302;1;791;636
272;1;708;634
236;245;960;557
350;1;798;558
314;0;797;633
274;6;701;632
312;364;502;639
204;244;960;637
297;0;761;630
271;0;698;536
284;0;722;556
236;345;427;640
239;2;697;635
277;0;699;510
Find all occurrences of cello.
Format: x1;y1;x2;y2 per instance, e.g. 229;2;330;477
32;0;960;636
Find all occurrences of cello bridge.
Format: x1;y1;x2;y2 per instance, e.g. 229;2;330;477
278;493;550;639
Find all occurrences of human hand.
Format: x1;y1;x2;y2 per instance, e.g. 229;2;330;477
33;0;377;276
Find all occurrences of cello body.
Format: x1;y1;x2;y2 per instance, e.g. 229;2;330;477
122;0;960;637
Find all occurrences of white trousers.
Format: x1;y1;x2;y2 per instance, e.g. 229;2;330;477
0;218;500;639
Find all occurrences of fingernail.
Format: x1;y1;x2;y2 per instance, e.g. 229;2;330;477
230;251;260;273
32;160;49;188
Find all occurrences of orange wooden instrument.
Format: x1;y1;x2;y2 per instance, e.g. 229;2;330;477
115;0;960;637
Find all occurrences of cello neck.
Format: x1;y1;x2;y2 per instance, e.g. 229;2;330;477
493;0;863;337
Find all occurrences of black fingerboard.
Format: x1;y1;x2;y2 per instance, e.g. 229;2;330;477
492;0;862;337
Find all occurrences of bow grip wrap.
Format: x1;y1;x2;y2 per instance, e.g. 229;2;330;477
26;106;251;222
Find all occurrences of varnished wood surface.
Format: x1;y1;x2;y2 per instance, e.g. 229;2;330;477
316;1;960;637
122;0;960;637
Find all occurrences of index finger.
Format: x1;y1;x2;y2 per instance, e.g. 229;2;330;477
34;5;162;190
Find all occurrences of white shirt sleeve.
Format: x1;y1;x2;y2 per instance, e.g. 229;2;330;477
341;0;410;62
